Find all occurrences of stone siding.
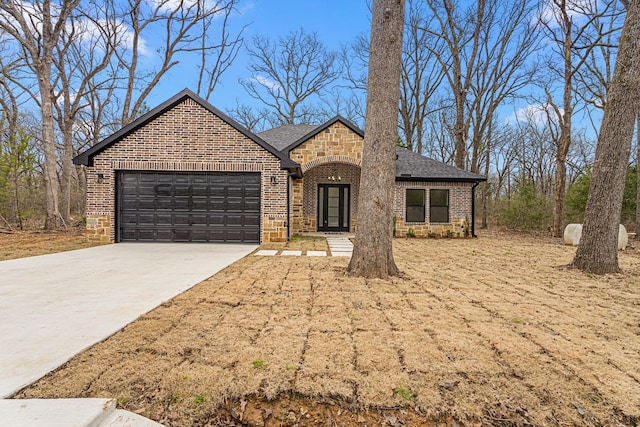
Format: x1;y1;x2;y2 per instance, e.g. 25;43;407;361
85;98;288;243
289;122;363;234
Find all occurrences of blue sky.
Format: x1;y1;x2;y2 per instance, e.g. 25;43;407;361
149;0;372;112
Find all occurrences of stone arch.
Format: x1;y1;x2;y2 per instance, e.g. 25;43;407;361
301;155;362;173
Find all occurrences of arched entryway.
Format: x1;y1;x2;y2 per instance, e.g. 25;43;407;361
293;162;361;234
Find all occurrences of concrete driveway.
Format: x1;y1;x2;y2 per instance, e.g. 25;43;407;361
0;243;256;398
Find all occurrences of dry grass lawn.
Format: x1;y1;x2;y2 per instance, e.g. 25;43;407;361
0;228;102;260
14;232;640;426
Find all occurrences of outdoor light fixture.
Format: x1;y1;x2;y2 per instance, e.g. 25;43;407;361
96;173;104;183
327;169;341;182
270;176;277;184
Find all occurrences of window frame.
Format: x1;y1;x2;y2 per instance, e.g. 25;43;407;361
429;189;450;223
405;188;426;223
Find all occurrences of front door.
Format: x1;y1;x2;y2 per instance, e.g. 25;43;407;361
318;184;350;232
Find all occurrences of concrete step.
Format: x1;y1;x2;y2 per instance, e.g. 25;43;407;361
0;398;163;427
99;408;164;427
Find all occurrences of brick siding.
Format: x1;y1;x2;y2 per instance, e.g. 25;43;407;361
84;98;288;243
393;181;474;237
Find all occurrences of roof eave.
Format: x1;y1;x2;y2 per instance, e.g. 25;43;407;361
395;176;487;183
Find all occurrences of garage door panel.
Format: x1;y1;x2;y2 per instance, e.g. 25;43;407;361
192;186;208;197
226;199;243;211
226;214;244;226
156;214;173;225
209;187;225;197
191;214;208;225
209;214;224;225
119;172;261;243
244;200;260;211
227;187;244;198
173;199;190;210
191;198;208;211
245;187;260;198
244;214;260;226
174;185;191;196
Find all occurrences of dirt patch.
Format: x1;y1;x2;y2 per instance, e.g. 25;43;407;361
15;232;640;426
0;228;102;261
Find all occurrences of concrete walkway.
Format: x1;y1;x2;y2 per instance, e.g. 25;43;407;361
0;243;256;399
0;398;163;426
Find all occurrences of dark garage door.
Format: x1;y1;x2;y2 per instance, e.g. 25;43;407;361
118;172;260;243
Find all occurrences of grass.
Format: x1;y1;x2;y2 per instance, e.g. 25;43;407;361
12;231;640;426
0;228;102;261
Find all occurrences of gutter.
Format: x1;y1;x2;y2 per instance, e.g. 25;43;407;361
471;181;480;238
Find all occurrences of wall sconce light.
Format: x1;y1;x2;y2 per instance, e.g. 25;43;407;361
96;173;104;183
270;176;277;184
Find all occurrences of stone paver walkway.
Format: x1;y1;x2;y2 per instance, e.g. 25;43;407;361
327;237;353;256
254;237;353;257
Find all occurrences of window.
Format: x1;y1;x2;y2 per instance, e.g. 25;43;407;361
406;189;425;222
430;189;449;223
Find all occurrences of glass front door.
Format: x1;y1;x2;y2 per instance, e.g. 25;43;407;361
318;184;350;232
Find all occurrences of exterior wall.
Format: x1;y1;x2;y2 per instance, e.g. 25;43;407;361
85;98;288;243
289;122;364;234
393;181;474;238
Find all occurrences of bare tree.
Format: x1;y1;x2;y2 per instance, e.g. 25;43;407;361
0;0;81;229
195;0;245;101
423;0;540;174
540;0;621;237
115;0;243;125
227;103;274;133
398;0;446;153
240;28;339;125
423;0;484;170
53;4;118;224
348;0;405;279
572;0;640;274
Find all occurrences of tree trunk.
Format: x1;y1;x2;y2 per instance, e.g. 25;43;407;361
552;32;574;238
348;0;405;279
636;116;640;237
39;73;61;230
553;153;567;237
572;1;640;274
481;128;492;229
59;127;74;226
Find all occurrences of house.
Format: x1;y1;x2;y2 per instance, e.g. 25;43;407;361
73;89;485;243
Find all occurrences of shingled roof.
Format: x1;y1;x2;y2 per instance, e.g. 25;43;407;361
259;116;485;182
257;124;319;151
395;147;485;182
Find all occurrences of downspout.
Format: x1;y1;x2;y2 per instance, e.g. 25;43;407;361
471;181;480;238
287;172;291;241
286;168;299;241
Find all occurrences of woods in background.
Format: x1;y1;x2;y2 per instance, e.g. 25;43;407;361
0;0;635;237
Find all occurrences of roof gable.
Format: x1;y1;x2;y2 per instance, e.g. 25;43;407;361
73;89;297;169
281;116;364;155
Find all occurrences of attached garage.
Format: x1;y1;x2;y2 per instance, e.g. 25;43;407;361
73;89;296;244
118;172;261;243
